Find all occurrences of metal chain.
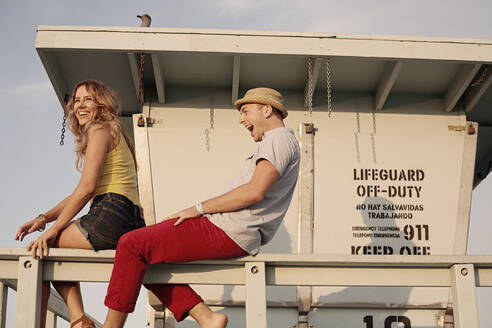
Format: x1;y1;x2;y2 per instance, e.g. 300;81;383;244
354;132;360;163
307;57;314;115
204;128;210;152
371;109;377;164
371;133;377;164
210;107;215;129
60;113;66;146
326;58;333;117
470;67;488;87
372;109;377;134
137;53;146;104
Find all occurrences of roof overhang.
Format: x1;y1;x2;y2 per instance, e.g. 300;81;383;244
35;25;492;185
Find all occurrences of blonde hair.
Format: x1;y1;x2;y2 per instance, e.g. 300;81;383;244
66;80;136;170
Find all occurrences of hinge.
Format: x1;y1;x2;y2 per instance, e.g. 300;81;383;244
448;123;476;135
435;309;453;327
137;114;162;127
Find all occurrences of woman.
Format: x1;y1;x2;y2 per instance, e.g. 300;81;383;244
15;80;146;328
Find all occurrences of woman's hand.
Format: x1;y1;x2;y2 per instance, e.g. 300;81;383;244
26;227;60;259
15;216;47;242
164;206;201;226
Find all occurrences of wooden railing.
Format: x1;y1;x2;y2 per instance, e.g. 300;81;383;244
2;247;492;328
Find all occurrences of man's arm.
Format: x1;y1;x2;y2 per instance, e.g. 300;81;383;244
165;159;280;225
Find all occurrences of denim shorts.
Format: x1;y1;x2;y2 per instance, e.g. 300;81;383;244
75;193;146;251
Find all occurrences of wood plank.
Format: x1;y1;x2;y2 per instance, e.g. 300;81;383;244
375;61;403;110
16;257;42;328
297;123;314;315
245;262;266;328
4;247;492;268
232;56;240;104
444;64;482;112
303;58;323;107
36;28;492;63
464;65;492;112
133;111;157;225
451;264;479;328
36;49;68;109
453;122;478;255
127;53;141;104
0;283;6;328
151;53;165;103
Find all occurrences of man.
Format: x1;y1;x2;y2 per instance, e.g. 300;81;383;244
103;87;300;328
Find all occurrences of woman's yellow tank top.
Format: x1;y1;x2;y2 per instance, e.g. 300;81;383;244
91;135;141;207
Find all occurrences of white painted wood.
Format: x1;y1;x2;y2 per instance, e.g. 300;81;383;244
36;50;68;108
3;248;492;327
0;282;7;328
16;256;42;328
147;306;164;328
45;311;57;328
151;53;166;103
2;280;73;323
444;64;482;112
5;247;492;267
245;262;266;328
451;264;479;328
127;53;141;105
133;111;156;225
476;267;492;286
453;122;478;255
375;61;403;110
464;65;492;112
297;123;314;315
232;56;240;104
164;309;175;328
23;259;492;288
36;27;492;63
303;58;323;107
267;267;451;286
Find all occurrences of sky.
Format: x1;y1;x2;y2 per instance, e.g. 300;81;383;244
0;0;491;327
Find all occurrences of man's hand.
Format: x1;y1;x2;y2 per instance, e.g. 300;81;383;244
164;205;201;226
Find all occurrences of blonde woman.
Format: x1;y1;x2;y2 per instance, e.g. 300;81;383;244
15;80;145;328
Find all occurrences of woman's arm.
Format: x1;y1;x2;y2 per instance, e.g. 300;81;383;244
26;124;112;258
15;195;72;242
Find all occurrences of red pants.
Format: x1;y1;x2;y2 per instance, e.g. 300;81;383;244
104;216;247;321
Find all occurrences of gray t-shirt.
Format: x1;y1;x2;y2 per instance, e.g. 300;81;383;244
207;127;300;255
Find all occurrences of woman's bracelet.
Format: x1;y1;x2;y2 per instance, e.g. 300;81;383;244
36;214;48;232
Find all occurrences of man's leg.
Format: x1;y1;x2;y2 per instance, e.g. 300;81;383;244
104;216;247;324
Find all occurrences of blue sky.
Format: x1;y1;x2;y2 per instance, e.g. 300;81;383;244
1;1;491;327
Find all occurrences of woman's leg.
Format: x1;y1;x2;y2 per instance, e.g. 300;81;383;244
51;222;93;326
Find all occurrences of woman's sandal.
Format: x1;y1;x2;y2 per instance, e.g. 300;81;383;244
70;314;95;328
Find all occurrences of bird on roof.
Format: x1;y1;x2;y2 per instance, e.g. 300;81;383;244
137;14;151;27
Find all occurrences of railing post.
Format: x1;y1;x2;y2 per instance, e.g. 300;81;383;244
16;256;43;328
245;262;266;328
0;282;7;328
297;122;315;327
451;264;479;328
46;311;57;328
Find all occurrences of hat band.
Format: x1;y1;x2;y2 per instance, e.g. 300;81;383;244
245;93;282;103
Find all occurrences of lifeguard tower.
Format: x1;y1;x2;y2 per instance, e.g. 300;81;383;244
1;25;492;327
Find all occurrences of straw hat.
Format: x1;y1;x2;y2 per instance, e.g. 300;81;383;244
234;87;287;118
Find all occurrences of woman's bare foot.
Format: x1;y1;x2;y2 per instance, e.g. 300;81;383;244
189;302;228;328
